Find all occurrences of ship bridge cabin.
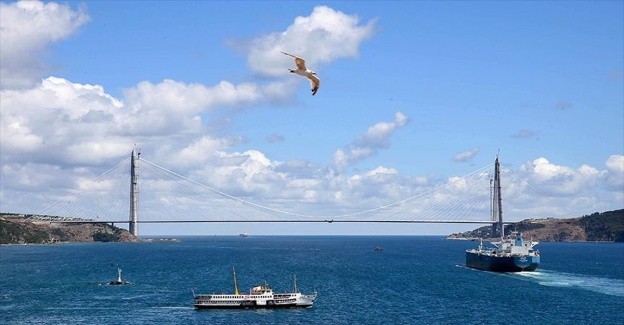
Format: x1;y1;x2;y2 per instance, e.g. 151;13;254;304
251;284;273;295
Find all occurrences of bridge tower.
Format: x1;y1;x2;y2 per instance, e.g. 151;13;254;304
129;148;140;236
491;155;504;238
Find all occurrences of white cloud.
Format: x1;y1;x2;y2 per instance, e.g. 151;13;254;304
0;75;296;166
181;147;434;217
518;157;602;196
121;79;293;135
492;155;623;220
168;136;237;168
192;150;280;197
1;163;64;191
453;147;480;162
332;111;409;173
0;77;127;165
124;79;290;115
247;6;376;77
603;155;624;190
0;0;90;89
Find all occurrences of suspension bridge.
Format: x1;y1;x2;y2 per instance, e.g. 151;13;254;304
32;150;537;236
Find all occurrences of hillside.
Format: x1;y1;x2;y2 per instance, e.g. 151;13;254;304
447;209;624;242
0;214;138;245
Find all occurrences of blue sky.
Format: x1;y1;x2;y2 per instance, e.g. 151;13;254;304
1;1;622;235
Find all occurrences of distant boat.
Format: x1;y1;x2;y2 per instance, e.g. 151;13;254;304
239;233;248;238
465;156;540;272
374;246;383;252
193;267;317;309
108;268;131;285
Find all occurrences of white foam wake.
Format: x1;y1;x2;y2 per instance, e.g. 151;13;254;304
515;270;624;297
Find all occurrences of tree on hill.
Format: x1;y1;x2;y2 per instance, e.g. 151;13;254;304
580;209;624;242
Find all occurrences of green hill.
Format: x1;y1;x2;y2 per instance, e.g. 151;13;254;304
448;209;624;242
0;214;138;245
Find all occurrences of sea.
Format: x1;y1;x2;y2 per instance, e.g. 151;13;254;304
1;236;623;324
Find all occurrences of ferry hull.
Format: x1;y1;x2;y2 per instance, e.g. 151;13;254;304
194;303;313;309
193;293;317;310
466;251;540;272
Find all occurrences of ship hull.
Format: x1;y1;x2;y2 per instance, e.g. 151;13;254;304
194;300;313;309
466;251;539;272
194;294;316;309
194;303;313;309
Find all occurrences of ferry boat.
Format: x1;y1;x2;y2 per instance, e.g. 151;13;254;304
465;156;541;272
193;268;317;309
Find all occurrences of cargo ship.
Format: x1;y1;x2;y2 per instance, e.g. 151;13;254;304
193;268;317;309
466;233;540;272
465;156;540;272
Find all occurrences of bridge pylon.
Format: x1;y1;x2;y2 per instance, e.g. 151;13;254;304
129;148;140;236
491;155;504;238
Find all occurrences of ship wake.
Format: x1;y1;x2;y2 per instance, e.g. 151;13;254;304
514;270;624;297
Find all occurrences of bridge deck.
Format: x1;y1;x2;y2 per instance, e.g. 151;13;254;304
45;219;494;224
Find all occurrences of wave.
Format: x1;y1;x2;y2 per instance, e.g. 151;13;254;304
514;270;624;297
457;264;624;297
120;293;161;300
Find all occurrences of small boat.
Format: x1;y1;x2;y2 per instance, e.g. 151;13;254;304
193;268;317;309
108;268;131;285
239;233;248;237
374;246;383;252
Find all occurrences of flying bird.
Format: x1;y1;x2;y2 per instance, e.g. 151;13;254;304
281;51;320;96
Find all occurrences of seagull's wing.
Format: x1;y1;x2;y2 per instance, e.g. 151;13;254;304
281;51;307;70
306;74;320;96
281;51;296;58
294;57;306;70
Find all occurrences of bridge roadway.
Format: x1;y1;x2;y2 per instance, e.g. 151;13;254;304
44;219;494;224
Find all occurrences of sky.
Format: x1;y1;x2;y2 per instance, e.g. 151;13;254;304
0;0;622;236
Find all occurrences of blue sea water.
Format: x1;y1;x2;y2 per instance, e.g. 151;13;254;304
1;236;623;324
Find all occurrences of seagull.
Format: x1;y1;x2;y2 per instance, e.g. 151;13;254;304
281;51;320;96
